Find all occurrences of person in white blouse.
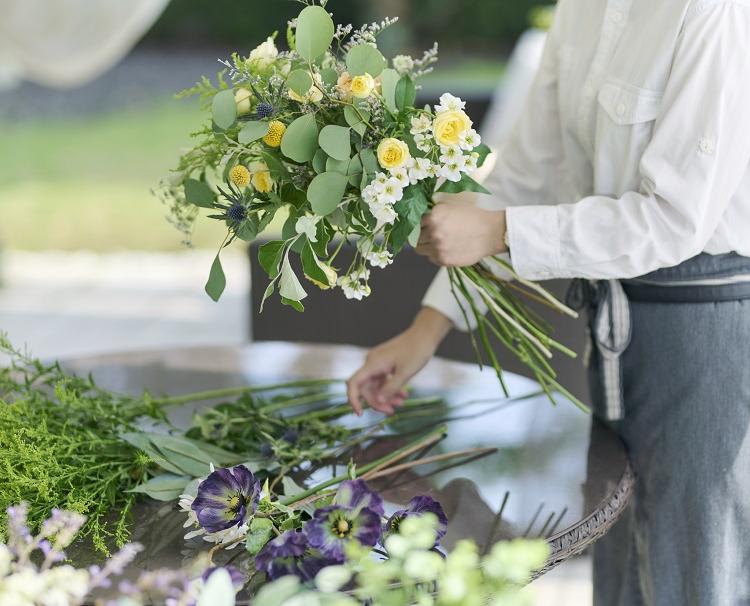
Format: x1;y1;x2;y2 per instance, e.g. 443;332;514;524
348;0;750;604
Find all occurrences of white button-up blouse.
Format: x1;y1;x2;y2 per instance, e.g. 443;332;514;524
423;0;750;329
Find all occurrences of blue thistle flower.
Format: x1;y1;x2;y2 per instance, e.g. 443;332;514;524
281;428;299;444
256;102;274;119
191;465;260;533
227;204;247;224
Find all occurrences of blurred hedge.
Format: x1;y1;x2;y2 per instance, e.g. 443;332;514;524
142;0;549;52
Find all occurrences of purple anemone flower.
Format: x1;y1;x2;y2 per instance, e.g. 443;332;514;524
191;465;260;533
385;495;448;541
303;504;382;561
255;530;338;581
333;479;384;517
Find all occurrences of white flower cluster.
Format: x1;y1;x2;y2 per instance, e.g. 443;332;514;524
337;268;371;301
410;93;482;183
362;159;436;230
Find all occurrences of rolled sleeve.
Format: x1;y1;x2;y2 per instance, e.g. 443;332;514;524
505;205;563;280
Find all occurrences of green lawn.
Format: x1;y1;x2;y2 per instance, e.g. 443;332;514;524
0;100;228;251
0;59;504;252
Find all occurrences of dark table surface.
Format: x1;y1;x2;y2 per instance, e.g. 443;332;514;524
62;342;632;602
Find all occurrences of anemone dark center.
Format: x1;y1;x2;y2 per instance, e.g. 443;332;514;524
227;492;245;513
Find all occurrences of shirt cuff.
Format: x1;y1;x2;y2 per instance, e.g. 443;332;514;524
421;267;486;332
505;205;563;280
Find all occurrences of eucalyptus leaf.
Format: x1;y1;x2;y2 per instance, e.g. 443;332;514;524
343;105;369;138
346;44;387;77
205;254;226;302
295;5;335;62
126;474;191;502
286;69;313;96
280;114;319;163
307;171;348;216
312;148;328;174
261;151;289;181
318;125;351;161
359;148;379;175
320;67;338;87
211;89;237;129
251;576;302;606
279;256;307;302
238;121;270;144
183;179;215;208
325;156;349;174
395;76;417;111
380;68;399;113
347;155;363;187
436;173;491;194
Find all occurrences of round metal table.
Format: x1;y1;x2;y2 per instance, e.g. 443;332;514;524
62;342;634;600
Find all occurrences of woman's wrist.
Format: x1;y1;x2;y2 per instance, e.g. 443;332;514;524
485;209;508;256
409;306;453;352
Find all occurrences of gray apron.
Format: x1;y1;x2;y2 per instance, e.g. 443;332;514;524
571;253;750;606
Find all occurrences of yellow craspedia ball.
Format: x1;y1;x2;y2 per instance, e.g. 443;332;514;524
433;109;473;147
263;120;286;147
350;73;375;99
377;137;411;170
229;164;251;188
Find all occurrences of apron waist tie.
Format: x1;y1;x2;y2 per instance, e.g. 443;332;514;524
566;274;750;421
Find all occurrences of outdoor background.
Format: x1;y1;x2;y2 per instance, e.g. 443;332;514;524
0;0;544;252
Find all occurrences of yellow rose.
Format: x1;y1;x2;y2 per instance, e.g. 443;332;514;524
234;88;252;115
377;138;411;170
307;263;338;290
432;109;473;147
337;71;353;99
350;73;375;99
249;161;274;193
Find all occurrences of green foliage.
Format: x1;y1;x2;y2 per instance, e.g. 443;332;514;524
437;173;491;194
205;253;227;301
211;89;237;130
346;45;387;78
239;121;271;144
395;75;416;111
307;172;349;215
286;69;314;97
280;114;320;163
0;335;164;553
379;68;399;113
295;5;335;62
318;125;351;161
184;178;216;208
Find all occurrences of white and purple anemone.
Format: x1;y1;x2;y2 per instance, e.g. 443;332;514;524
191;465;261;533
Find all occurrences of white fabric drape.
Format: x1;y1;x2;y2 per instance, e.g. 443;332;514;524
0;0;169;89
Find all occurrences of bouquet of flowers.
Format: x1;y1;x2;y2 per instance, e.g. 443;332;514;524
160;0;582;408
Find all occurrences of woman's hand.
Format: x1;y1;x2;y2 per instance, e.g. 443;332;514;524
347;307;453;415
416;203;507;266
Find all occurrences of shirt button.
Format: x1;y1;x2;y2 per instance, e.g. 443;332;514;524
699;138;715;154
611;10;623;23
616;103;627;116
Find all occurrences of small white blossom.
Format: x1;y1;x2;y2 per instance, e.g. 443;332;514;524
459;128;481;151
390;167;410;188
439;161;463;182
410;114;432;135
337;269;371;301
368;199;398;228
392;54;415;75
463;152;480;174
374;172;389;185
435;92;466;113
377;178;404;205
407;157;433;184
367;250;394;268
413;133;432;153
439;145;464;165
295;214;320;242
